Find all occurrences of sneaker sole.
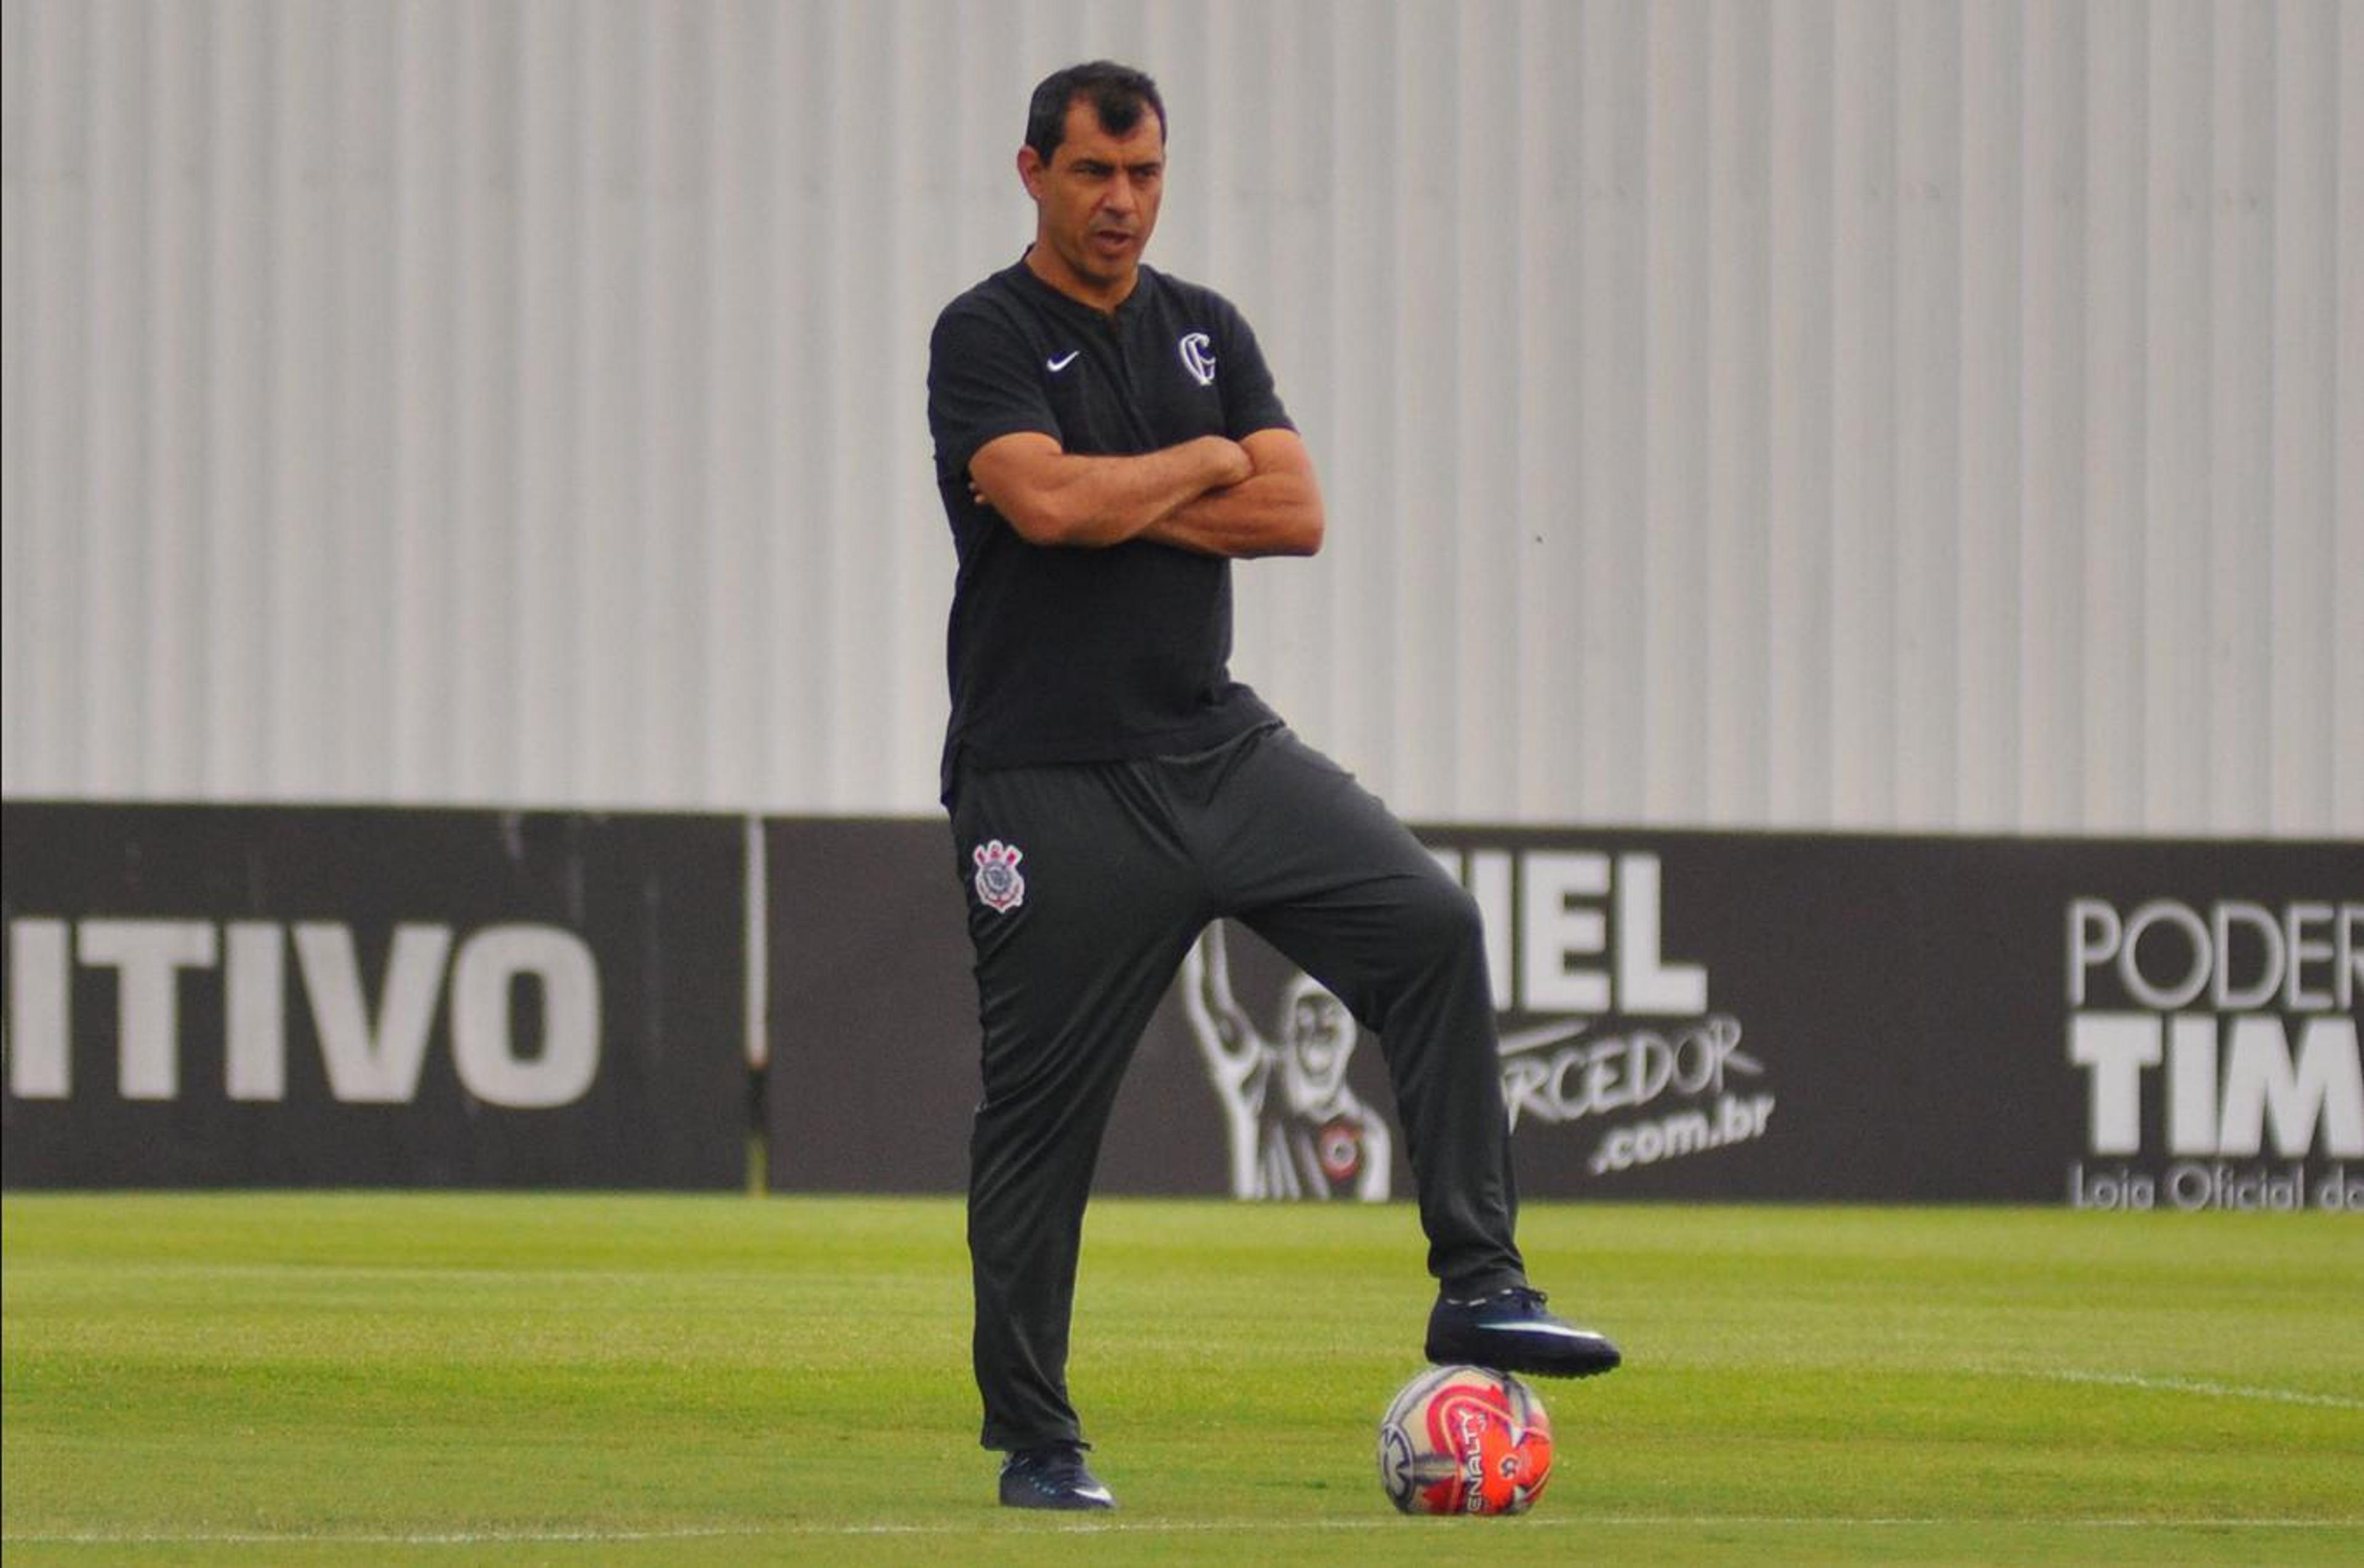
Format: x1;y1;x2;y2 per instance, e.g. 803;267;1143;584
1426;1335;1623;1378
1000;1491;1117;1511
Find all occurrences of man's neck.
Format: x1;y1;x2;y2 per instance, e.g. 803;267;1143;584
1024;243;1138;314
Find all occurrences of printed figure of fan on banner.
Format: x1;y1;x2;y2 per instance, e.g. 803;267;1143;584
1377;1364;1554;1516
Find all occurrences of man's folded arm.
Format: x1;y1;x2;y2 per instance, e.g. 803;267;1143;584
1140;428;1324;559
967;430;1254;549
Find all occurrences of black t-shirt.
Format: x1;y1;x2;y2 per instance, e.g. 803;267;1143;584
927;258;1295;786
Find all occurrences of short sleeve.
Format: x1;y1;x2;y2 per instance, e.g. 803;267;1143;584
928;298;1062;481
1213;297;1294;441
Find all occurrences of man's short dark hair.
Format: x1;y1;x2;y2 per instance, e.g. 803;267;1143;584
1025;61;1165;165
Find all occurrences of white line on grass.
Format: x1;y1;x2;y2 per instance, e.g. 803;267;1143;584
10;1516;2361;1547
2015;1368;2364;1411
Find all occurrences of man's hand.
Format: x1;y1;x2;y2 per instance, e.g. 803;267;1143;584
1139;428;1324;558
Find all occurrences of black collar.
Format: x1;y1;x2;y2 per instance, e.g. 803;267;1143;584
1010;249;1154;323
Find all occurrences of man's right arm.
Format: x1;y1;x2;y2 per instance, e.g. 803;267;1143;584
967;430;1253;549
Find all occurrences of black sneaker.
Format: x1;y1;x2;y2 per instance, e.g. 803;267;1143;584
1426;1285;1623;1378
998;1444;1117;1511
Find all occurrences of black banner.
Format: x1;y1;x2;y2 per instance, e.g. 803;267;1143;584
765;819;2362;1210
765;818;978;1192
2;802;748;1188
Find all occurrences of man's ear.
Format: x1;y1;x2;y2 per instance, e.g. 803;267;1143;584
1016;145;1046;200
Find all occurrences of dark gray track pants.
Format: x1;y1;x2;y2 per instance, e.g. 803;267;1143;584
946;723;1527;1452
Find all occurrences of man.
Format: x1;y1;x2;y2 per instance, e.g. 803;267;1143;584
1181;921;1392;1201
926;61;1620;1514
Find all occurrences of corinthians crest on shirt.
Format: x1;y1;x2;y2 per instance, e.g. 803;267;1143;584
972;839;1026;912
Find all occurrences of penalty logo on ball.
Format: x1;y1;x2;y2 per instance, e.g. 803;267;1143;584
1377;1364;1554;1516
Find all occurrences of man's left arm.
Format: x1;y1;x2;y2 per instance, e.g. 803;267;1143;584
1136;428;1325;558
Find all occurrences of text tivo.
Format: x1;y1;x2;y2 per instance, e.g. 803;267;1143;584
6;918;601;1109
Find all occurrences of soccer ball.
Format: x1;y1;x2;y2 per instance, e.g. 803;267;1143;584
1377;1364;1554;1516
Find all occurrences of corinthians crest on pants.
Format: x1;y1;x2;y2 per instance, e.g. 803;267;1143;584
972;839;1026;912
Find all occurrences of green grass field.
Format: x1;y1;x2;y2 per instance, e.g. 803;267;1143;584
3;1195;2359;1567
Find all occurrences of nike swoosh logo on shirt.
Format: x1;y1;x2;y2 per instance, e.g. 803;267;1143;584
1046;350;1080;372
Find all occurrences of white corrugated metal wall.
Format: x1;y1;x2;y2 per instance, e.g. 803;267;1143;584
4;0;2358;834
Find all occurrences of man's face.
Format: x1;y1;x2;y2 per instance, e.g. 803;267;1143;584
1283;979;1356;1104
1019;99;1165;306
